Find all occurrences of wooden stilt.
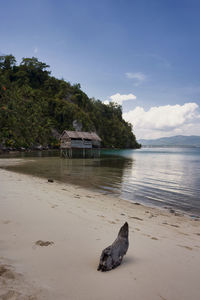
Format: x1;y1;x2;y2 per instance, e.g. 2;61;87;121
60;146;101;159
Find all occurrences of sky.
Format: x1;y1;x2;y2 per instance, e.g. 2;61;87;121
0;0;200;139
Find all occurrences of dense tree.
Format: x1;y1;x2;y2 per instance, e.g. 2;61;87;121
0;55;16;70
0;55;141;149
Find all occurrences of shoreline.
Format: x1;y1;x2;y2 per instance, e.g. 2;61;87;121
1;157;200;219
0;168;200;299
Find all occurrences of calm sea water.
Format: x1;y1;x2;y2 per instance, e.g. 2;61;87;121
1;147;200;215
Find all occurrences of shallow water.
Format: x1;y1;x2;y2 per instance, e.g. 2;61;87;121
1;147;200;215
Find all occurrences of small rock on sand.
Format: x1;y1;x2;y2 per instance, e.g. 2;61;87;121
48;179;54;183
35;240;54;246
0;265;15;279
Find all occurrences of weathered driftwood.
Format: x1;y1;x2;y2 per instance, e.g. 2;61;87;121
97;222;129;272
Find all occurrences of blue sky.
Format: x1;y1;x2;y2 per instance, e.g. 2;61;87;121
1;0;200;139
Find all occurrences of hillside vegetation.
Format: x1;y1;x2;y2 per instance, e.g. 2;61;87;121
0;55;140;149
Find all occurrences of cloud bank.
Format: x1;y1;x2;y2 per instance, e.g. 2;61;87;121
104;93;136;105
123;102;200;139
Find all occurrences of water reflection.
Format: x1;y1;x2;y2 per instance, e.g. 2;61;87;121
119;148;200;213
2;153;133;195
1;148;200;215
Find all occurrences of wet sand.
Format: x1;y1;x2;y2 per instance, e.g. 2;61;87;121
0;167;200;300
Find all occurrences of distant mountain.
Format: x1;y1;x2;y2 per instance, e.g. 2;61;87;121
138;135;200;147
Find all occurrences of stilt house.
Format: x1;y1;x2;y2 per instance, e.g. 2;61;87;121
60;130;101;158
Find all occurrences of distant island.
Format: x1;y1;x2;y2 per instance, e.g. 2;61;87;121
0;55;140;150
138;135;200;147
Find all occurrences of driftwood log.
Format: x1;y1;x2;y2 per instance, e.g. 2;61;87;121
97;222;129;272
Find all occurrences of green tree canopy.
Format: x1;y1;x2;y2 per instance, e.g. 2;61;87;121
0;54;141;149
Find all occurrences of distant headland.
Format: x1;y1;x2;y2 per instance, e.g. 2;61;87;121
138;135;200;147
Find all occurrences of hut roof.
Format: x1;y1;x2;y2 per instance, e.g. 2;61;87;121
60;131;101;141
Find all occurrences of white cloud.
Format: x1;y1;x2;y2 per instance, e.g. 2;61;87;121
108;93;136;105
103;100;109;105
123;103;200;139
34;47;38;54
125;72;146;86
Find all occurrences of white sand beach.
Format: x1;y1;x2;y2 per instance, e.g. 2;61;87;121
0;166;200;300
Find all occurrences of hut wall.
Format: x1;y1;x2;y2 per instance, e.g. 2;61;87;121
71;139;92;148
83;140;92;148
61;138;71;149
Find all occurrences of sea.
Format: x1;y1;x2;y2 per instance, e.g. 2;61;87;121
1;147;200;216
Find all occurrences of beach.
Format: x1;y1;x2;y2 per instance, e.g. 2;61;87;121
0;167;200;300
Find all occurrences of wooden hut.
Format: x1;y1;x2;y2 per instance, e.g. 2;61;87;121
60;130;101;158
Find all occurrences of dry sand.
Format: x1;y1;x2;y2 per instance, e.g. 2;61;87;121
0;165;200;300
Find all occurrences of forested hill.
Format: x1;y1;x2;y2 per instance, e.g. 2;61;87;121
0;55;140;150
